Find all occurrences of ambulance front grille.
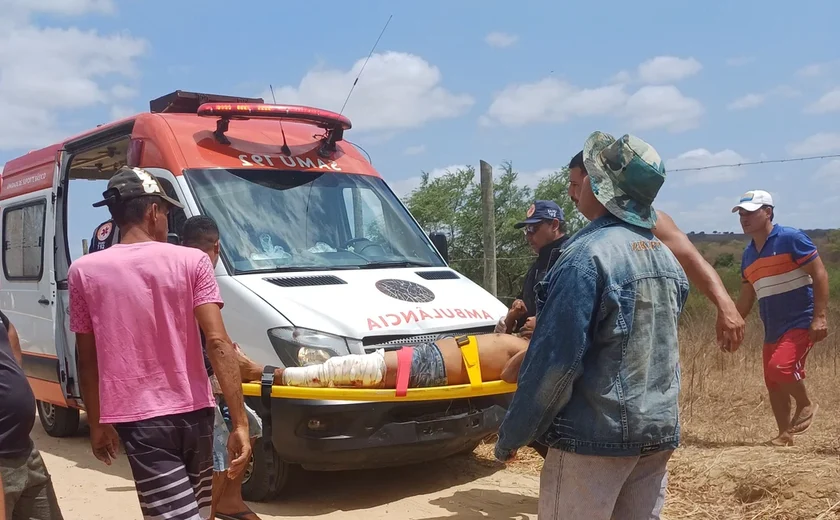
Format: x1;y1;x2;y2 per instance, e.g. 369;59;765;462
363;327;495;352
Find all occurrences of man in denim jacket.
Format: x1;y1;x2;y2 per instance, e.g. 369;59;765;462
495;131;689;520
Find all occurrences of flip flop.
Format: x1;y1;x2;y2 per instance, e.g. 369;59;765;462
216;511;259;520
789;403;819;435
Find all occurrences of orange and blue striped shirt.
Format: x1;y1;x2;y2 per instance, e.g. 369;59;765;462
741;224;818;344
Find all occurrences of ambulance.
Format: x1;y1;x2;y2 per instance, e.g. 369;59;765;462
0;90;512;501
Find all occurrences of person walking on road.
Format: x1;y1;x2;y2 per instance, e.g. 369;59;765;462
732;189;829;446
496;131;689;519
0;310;64;520
68;166;251;520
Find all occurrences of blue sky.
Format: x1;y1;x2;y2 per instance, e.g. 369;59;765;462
1;0;839;246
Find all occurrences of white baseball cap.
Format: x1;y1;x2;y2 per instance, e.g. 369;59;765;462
731;190;774;212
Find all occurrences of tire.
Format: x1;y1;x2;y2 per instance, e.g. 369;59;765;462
240;437;290;502
36;400;80;437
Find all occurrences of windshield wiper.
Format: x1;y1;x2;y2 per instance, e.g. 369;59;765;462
359;260;434;269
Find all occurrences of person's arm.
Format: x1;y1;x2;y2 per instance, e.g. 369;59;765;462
652;211;745;351
736;281;756;319
0;310;21;366
792;233;829;343
191;256;247;431
494;257;598;461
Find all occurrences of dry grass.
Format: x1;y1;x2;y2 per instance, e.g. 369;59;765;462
472;306;840;519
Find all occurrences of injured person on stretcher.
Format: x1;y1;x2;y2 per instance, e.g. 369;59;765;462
245;333;530;389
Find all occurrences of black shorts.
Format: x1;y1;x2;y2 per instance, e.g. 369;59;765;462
113;407;214;520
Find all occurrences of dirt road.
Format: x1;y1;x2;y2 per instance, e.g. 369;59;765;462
32;422;539;520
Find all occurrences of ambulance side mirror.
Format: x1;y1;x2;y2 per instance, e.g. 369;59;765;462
167;233;181;245
429;232;448;263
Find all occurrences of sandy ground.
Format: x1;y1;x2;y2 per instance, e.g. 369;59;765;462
32;419;540;520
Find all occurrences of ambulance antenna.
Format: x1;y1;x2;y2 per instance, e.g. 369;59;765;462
338;14;393;117
269;84;292;156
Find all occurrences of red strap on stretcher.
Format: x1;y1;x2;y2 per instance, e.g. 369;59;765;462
395;346;414;397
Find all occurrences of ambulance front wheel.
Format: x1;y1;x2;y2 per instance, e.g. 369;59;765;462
36;400;80;437
241;439;290;502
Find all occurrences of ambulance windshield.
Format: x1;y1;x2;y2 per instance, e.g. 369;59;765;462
183;168;446;274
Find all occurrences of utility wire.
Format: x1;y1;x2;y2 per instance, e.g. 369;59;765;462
669;153;840;172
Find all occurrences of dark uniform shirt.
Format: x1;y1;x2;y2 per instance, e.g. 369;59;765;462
0;310;36;458
516;235;569;329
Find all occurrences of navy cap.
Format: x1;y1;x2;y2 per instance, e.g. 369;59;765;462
514;200;565;228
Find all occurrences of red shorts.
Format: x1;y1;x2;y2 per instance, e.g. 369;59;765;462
763;328;813;390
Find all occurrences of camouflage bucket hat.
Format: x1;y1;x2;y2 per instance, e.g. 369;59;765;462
582;131;666;229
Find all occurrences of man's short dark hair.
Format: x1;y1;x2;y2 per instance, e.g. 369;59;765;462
109;195;165;228
181;215;220;251
569;151;585;171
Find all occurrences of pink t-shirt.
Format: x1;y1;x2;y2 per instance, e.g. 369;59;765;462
68;241;222;424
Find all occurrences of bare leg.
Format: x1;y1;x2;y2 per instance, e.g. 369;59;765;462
216;438;261;519
786;381;818;434
767;389;793;446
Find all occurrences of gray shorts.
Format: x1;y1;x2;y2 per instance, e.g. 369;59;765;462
0;441;63;520
212;396;263;472
408;343;447;388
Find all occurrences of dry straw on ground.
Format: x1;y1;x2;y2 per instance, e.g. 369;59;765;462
473;307;840;520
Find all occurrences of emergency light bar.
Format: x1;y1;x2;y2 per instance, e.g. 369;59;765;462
196;103;352;131
196;102;352;156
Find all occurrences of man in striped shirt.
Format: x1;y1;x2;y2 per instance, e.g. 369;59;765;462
733;190;829;446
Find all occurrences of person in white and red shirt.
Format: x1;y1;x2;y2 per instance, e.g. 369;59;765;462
68;166;251;520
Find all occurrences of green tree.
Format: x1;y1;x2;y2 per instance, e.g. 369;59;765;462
403;161;582;304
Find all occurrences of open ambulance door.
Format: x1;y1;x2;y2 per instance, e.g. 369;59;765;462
49;122;136;436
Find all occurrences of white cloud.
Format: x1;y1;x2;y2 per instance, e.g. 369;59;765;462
0;3;147;150
726;85;800;111
403;145;426;156
621;85;704;133
727;93;766;110
796;61;838;77
389;164;468;198
804;88;840;114
814;159;840;185
787;133;840;155
667;148;748;185
726;56;755;67
636;56;702;84
109;105;135;119
483;78;627;127
485;32;518;48
268;52;474;133
483;56;704;133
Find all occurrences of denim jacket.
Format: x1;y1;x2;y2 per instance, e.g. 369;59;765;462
495;213;689;459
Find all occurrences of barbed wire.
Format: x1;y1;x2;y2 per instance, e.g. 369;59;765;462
669;153;840;172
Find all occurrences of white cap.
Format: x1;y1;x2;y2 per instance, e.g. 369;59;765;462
731;190;774;212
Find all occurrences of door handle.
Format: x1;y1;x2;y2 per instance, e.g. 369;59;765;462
38;297;50;306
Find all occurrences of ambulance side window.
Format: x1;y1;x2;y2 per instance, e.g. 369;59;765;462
156;178;186;236
3;200;46;280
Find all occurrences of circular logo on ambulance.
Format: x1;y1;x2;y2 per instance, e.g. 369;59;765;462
526;204;536;217
375;279;435;303
96;222;113;241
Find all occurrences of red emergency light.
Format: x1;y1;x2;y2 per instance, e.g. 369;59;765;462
196;102;351;156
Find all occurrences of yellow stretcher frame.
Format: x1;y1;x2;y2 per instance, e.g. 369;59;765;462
240;335;519;402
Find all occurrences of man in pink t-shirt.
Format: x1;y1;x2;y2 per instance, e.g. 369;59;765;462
68;166;251;520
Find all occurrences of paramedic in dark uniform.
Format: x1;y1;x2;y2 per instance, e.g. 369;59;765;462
512;200;569;331
89;219;119;253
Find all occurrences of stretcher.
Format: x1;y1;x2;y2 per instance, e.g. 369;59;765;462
240;335;518;403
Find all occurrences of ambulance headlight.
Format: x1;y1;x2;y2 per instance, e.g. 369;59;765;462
267;327;352;367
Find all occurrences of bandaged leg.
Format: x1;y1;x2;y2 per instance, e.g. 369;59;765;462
281;349;386;388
